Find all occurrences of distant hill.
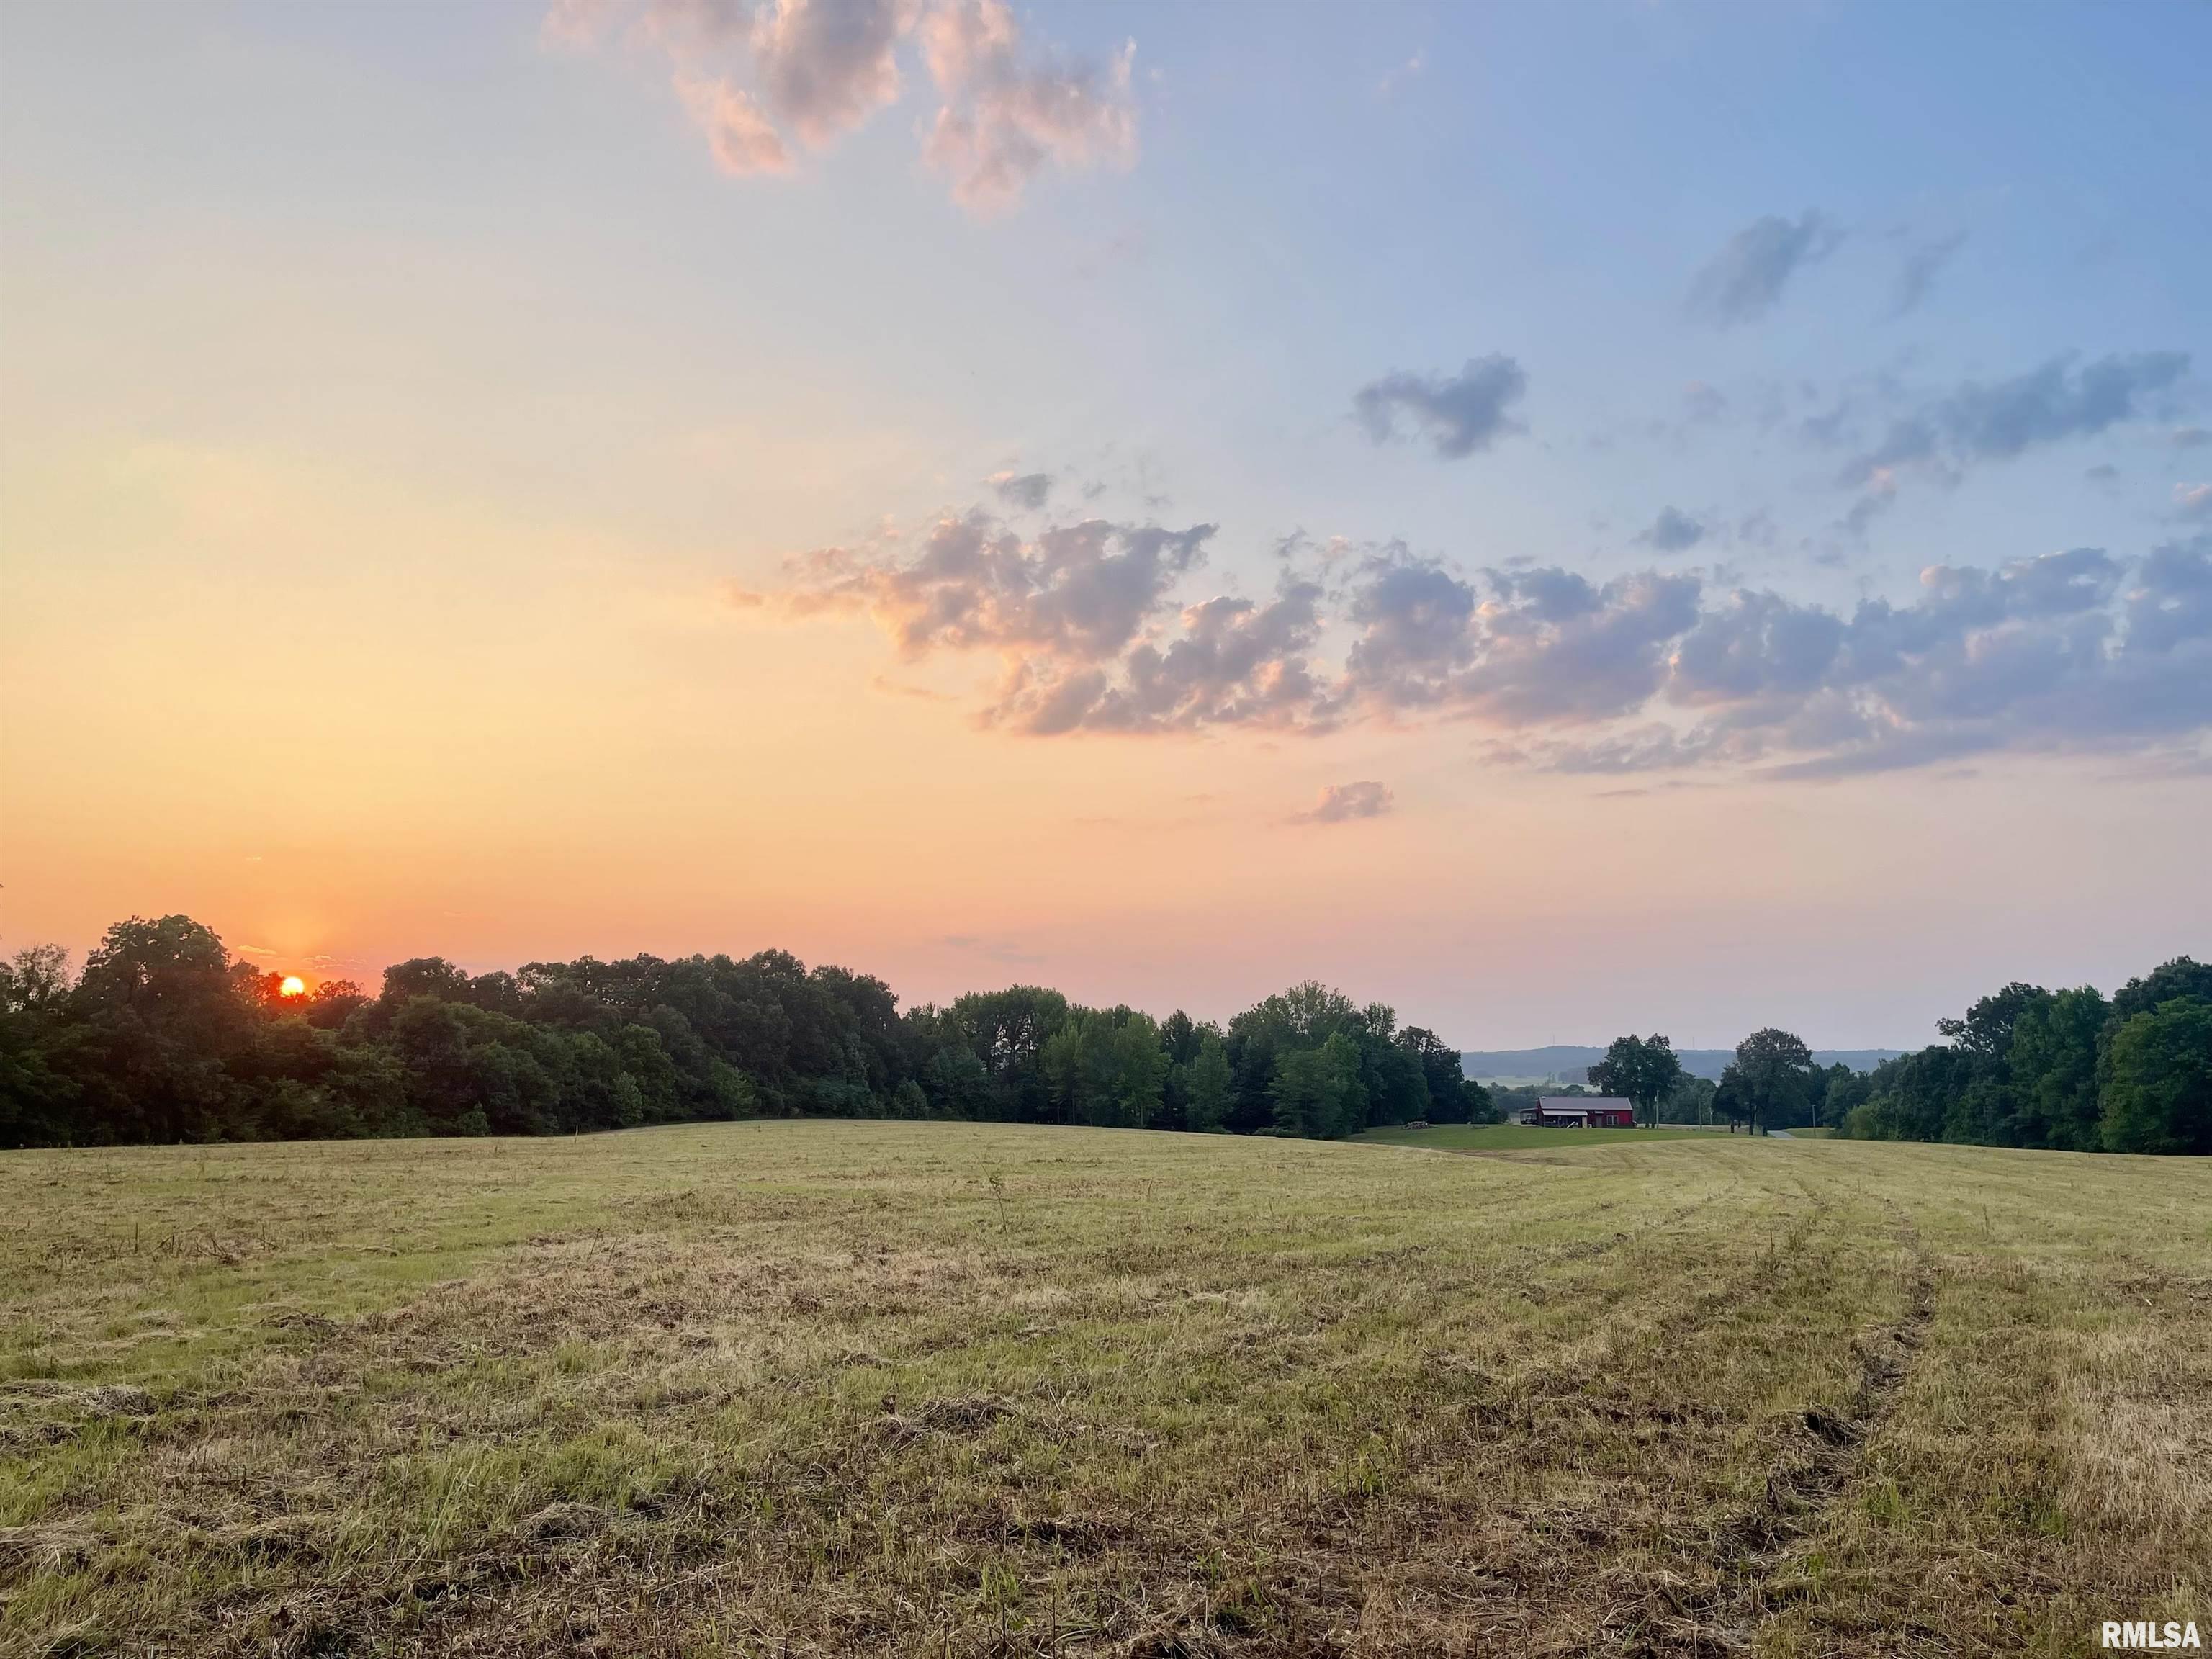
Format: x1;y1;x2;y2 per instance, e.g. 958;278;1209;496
1460;1045;1905;1084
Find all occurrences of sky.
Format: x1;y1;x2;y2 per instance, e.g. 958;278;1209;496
3;1;2209;1049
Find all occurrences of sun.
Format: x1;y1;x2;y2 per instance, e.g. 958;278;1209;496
279;975;307;999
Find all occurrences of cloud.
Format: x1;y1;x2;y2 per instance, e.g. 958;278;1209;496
1525;541;2211;778
745;511;1213;662
1637;506;1705;553
1353;354;1528;460
731;506;1335;734
1441;567;1704;725
1331;554;1700;725
920;0;1138;215
1688;212;1842;325
995;580;1330;735
940;933;1046;966
736;493;2212;775
752;0;910;148
1943;352;2190;460
2173;426;2212;451
1298;781;1393;823
1888;232;1965;318
676;74;793;175
552;0;1133;212
1838;467;1899;539
2177;483;2212;521
1836;351;2193;489
1681;382;1728;424
1668;590;1845;707
991;470;1053;510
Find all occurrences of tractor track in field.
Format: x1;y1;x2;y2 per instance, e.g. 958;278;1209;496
1627;1203;1938;1658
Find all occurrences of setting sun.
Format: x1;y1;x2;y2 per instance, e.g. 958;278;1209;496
279;975;307;998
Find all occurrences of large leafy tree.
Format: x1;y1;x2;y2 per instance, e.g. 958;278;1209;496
2106;958;2212;1028
1;945;82;1146
1040;1007;1169;1128
1398;1026;1476;1123
1587;1034;1686;1127
950;986;1071;1123
2100;999;2212;1155
1936;982;2048;1056
1731;1028;1815;1136
68;915;257;1143
1269;1033;1367;1138
1844;1047;1977;1141
2006;986;2108;1151
1714;1064;1748;1133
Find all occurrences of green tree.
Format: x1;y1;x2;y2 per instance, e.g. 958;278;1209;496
0;945;82;1146
1936;981;2047;1057
1840;1047;1977;1142
1731;1028;1815;1135
1817;1066;1871;1131
2105;958;2212;1028
1587;1034;1686;1127
1041;1007;1169;1128
1714;1065;1748;1133
1362;1040;1430;1128
2100;999;2212;1155
921;1043;993;1119
2006;986;2108;1149
950;986;1071;1122
1658;1074;1717;1125
1154;1010;1213;1130
1179;1030;1233;1132
1269;1032;1367;1138
1227;982;1366;1135
69;915;258;1143
1398;1026;1475;1123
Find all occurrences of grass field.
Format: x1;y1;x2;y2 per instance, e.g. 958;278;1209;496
3;1124;2208;1658
1359;1123;1710;1151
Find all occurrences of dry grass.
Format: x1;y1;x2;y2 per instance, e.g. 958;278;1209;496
1;1123;2206;1658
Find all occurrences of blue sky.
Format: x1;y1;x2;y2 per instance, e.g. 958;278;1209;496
4;2;2208;1043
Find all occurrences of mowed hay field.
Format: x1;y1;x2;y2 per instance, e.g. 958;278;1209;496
3;1127;2207;1658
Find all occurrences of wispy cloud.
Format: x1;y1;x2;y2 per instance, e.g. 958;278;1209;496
940;933;1046;966
550;0;1135;213
920;0;1138;215
1688;212;1842;325
675;73;793;175
1887;231;1965;318
990;470;1053;511
1827;351;2193;523
1636;506;1705;554
1352;354;1528;460
1297;781;1393;823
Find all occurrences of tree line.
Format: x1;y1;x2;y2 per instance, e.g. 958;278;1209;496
1829;958;2211;1155
1462;954;2210;1160
0;915;1493;1148
1558;958;2210;1154
5;917;2200;1155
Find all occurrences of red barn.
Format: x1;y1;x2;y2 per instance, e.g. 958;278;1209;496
1515;1097;1637;1128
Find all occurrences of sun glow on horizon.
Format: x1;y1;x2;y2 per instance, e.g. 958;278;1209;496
279;975;307;998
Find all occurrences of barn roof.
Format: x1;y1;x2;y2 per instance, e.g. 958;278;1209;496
1536;1097;1635;1110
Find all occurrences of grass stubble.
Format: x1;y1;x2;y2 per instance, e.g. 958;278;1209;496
1;1123;2205;1657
